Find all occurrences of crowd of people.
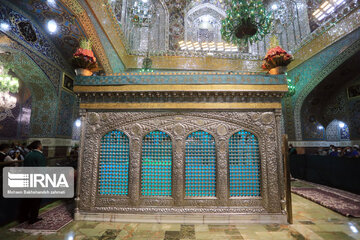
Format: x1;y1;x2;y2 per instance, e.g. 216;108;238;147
325;145;360;158
0;142;30;166
289;144;360;158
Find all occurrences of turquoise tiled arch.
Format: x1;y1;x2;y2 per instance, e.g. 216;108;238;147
141;131;173;196
185;130;216;197
98;130;130;196
229;130;261;197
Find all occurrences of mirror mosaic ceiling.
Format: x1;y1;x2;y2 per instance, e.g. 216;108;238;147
109;0;358;59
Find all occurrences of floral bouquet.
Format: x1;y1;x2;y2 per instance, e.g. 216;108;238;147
72;39;98;71
261;46;293;70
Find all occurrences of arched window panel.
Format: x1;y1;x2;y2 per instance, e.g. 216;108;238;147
141;131;172;196
98;130;129;196
185;131;216;197
229;130;260;197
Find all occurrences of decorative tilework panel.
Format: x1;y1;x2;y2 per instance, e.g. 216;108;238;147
75;73;287;85
0;3;68;69
98;130;129;196
0;100;20;139
284;27;360;140
0;49;58;137
325;120;350;141
185;131;216;197
141;131;172;197
229;131;261;197
349;100;360;139
326;120;341;141
12;0;85;61
56;90;76;137
19;95;32;139
340;125;350;140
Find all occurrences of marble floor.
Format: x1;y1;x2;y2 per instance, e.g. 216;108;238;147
0;193;359;240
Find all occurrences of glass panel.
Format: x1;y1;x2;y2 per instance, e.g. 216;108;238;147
229;130;260;197
141;131;172;196
185;131;216;197
98;130;129;196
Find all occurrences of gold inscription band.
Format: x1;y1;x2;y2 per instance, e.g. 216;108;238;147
80;102;282;110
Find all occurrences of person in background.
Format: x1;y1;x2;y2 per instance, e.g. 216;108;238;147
0;144;17;163
343;146;353;158
18;143;30;158
328;145;336;155
337;147;343;157
18;140;46;224
8;143;16;158
12;149;24;160
351;145;359;158
289;144;297;155
330;146;340;157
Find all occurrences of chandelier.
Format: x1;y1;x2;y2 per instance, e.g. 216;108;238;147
128;0;156;27
0;66;19;113
221;0;272;46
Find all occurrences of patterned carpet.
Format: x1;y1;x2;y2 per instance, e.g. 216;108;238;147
10;204;73;234
292;180;360;217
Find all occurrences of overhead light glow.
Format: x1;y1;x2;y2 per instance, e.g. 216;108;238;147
47;0;56;6
271;4;278;10
322;4;331;11
313;0;347;21
348;223;359;233
313;9;321;16
66;231;75;240
326;6;335;14
320;1;329;8
339;122;345;128
47;20;58;33
317;14;326;20
202;15;211;22
75;119;81;127
317;125;324;130
335;0;345;5
0;22;10;31
178;40;239;52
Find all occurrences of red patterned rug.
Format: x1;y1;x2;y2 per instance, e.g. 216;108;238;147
10;204;73;234
292;187;360;217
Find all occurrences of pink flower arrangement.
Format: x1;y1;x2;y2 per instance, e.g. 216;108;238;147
262;46;293;70
72;39;98;71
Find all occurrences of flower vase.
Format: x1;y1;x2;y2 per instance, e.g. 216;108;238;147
75;68;93;76
269;66;287;75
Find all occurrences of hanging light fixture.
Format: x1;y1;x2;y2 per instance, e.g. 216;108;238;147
0;65;19;112
221;0;272;46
